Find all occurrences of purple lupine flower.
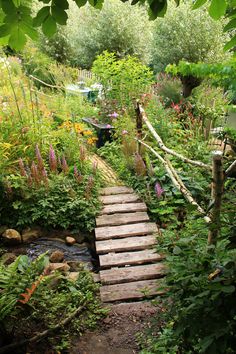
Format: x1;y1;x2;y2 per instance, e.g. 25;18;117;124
155;182;164;198
35;144;44;171
19;158;27;177
62;156;69;174
49;145;57;172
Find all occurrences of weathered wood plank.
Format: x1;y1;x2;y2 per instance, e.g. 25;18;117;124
96;212;149;227
92;273;101;283
100;279;165;302
99;193;140;205
99;249;164;268
100;263;166;285
95;222;158;241
101;202;147;215
100;186;134;195
96;235;156;254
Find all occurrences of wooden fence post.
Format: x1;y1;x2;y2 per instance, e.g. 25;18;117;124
135;101;143;155
208;151;224;246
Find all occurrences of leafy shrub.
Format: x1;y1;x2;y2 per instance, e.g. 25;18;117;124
92;51;154;110
141;215;236;354
151;1;229;73
153;73;182;107
0;254;103;350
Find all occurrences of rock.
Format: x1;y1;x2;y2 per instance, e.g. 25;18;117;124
67;272;80;282
65;236;76;246
1;252;17;265
0;226;8;236
48;263;70;273
2;229;22;245
22;227;43;243
49;250;64;263
67;261;82;271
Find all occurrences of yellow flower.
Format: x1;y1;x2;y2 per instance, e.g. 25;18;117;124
83;130;93;136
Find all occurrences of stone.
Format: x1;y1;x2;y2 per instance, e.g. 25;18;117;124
49;250;64;263
48;263;70;273
2;229;22;245
22;227;43;243
67;272;80;282
1;252;17;265
65;236;76;246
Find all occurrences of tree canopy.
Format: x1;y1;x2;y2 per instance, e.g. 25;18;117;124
0;0;235;51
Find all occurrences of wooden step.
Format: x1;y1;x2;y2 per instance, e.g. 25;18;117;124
95;222;158;241
99;249;164;268
100;279;165;302
101;186;134;195
100;263;166;285
99;193;140;205
101;202;147;215
96;235;156;254
96;212;149;227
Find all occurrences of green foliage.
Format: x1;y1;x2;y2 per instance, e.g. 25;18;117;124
151;1;229;73
0;0;235;53
154;73;182;107
141;215;236;354
0;253;104;350
92;51;154;110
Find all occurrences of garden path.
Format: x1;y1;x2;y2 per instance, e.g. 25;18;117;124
95;186;166;302
90;154;120;186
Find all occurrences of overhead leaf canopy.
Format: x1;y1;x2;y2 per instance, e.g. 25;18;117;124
0;0;235;51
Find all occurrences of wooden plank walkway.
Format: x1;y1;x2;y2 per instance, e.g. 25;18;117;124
95;186;166;302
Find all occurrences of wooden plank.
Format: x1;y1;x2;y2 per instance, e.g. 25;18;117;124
96;212;149;227
95;222;158;240
101;202;147;215
99;194;140;205
100;279;164;302
100;186;133;195
96;235;156;254
92;273;101;283
99;249;164;268
100;263;166;285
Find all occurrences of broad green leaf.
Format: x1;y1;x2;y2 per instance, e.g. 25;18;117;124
222;285;235;293
224;18;236;32
208;0;227;20
51;6;68;25
148;0;167;20
33;6;50;27
8;27;26;50
21;22;38;41
42;15;57;37
224;35;236;51
0;23;11;37
131;0;139;5
192;0;207;10
54;0;69;9
2;0;16;14
74;0;88;7
0;35;9;45
12;0;21;6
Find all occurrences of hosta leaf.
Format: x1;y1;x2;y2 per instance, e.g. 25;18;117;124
33;6;50;27
192;0;207;10
42;15;57;37
51;5;68;25
8;26;26;50
208;0;227;20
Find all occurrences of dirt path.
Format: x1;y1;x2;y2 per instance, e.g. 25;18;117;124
71;301;161;354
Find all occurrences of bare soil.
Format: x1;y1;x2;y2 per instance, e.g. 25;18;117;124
71;301;161;354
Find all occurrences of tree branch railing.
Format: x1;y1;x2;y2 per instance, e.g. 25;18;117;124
135;102;227;244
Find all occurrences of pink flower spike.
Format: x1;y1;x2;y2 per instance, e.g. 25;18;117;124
106;124;112;129
155;182;164;199
49;145;57;172
122;130;128;135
